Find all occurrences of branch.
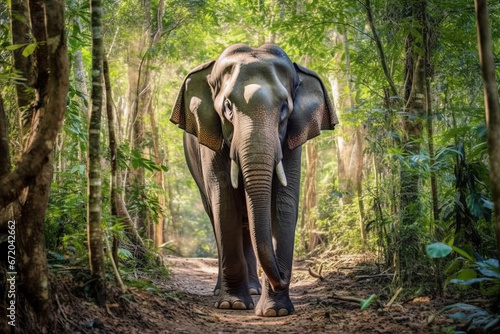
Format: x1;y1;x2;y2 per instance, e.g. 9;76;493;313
331;294;363;303
384;287;403;309
308;263;325;280
365;0;398;97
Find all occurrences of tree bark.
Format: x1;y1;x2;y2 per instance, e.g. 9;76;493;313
301;141;319;251
87;0;106;306
2;0;69;330
0;0;68;209
28;0;49;110
397;0;427;285
425;25;438;224
474;0;500;262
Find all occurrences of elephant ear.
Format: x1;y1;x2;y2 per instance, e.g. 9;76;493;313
170;60;223;151
287;63;339;150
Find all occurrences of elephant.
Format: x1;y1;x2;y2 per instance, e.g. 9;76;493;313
170;44;338;317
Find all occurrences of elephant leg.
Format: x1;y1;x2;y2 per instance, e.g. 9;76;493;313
213;203;254;310
242;216;261;295
203;149;253;310
183;134;223;296
255;147;301;317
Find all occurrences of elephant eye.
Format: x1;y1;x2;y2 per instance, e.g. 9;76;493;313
224;99;233;121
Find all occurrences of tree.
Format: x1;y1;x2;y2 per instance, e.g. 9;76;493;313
0;0;68;330
87;0;106;306
474;0;500;262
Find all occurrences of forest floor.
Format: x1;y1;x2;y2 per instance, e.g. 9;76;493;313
54;253;464;333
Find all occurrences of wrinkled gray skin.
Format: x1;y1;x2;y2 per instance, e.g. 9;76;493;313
171;44;338;317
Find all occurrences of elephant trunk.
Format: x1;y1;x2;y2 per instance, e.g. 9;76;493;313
237;145;286;291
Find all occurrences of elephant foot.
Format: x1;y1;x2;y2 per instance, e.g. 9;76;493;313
215;291;254;310
255;287;294;317
248;280;262;295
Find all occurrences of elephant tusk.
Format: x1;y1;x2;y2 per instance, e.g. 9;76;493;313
230;159;239;189
276;160;287;187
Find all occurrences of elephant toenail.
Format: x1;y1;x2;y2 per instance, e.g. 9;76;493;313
249;288;259;295
232;301;246;310
278;309;289;316
249;303;254;309
264;309;277;317
219;301;231;309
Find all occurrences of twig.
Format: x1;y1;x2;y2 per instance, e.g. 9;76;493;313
385;287;403;310
308;263;325;280
55;294;68;321
104;231;127;293
331;293;363;303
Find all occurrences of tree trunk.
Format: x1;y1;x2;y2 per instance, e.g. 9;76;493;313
301;141;319;251
425;33;438;225
149;103;166;248
474;0;500;262
87;0;106;306
28;0;49;111
354;126;366;242
1;1;68;331
398;0;427;285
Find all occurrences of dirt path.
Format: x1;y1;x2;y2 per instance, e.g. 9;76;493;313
161;256;454;334
56;255;456;333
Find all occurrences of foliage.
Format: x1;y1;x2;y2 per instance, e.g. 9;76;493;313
428;242;500;333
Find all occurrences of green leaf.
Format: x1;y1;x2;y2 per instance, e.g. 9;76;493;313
22;43;37;57
5;43;27;51
450;277;491;285
484;317;500;330
448;312;469;321
48;250;67;262
426;242;452;258
118;248;133;259
455;268;477;281
474;259;500;278
360;294;377;311
450;246;474;261
441;303;483;313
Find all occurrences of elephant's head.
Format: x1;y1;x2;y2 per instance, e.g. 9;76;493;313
171;44;338;290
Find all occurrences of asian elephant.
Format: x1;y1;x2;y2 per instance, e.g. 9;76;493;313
170;44;338;317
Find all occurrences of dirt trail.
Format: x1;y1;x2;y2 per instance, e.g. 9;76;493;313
162;256;454;334
55;255;456;333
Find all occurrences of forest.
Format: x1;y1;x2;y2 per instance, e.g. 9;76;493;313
1;0;500;333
